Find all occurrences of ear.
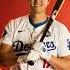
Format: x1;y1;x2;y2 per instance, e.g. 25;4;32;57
47;0;50;6
44;0;50;8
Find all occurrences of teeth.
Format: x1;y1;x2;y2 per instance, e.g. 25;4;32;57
35;3;42;6
34;2;42;7
35;5;40;6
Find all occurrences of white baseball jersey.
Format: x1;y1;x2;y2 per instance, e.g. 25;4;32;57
1;15;70;70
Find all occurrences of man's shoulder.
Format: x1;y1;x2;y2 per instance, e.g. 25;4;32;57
11;15;29;23
6;15;29;28
52;19;67;29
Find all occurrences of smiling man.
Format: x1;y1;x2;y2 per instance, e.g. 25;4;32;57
0;0;70;70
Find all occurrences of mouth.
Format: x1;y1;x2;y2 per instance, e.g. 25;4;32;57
34;3;42;7
34;1;43;7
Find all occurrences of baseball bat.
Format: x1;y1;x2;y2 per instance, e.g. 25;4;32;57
40;0;65;42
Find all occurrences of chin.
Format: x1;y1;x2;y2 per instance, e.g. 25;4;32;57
35;9;44;13
36;10;44;14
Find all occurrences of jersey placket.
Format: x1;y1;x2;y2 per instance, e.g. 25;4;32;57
31;25;45;43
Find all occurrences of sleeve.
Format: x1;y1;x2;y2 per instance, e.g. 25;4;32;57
57;23;70;57
1;20;15;45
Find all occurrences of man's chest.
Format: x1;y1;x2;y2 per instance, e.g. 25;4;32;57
13;27;58;57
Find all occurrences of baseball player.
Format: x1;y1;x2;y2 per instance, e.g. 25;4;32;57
0;0;70;70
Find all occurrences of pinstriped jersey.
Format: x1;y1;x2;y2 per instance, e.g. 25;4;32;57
1;15;70;70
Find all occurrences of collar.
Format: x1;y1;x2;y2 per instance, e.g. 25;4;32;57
29;16;48;29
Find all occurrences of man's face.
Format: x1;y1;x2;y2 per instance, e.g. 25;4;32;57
29;0;50;13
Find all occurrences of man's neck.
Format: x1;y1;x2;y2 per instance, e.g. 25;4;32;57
30;12;48;24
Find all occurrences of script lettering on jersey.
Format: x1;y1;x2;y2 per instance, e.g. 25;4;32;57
67;39;70;50
12;40;31;55
43;41;56;51
13;40;24;51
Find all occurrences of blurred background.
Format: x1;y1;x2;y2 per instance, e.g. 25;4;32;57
0;0;70;38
